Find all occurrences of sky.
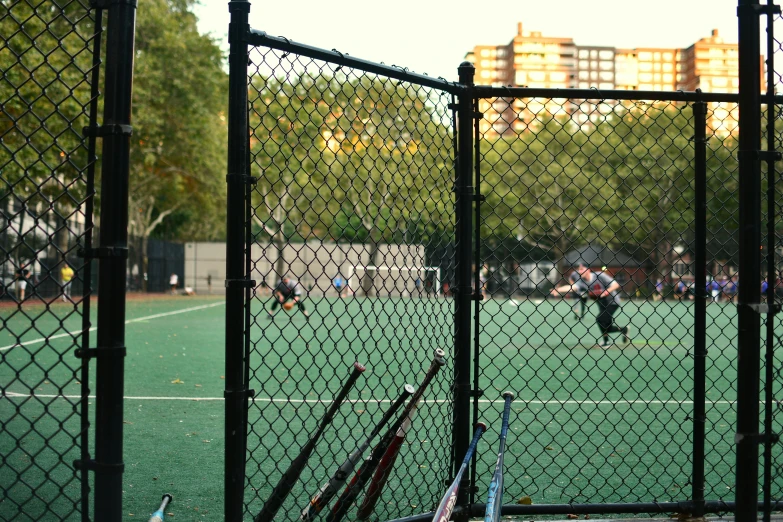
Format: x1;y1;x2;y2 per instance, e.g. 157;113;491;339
193;0;744;81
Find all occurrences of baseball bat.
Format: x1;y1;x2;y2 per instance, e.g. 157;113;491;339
255;361;366;522
148;493;172;522
484;391;514;522
300;383;415;521
326;348;447;522
355;398;419;519
432;423;487;522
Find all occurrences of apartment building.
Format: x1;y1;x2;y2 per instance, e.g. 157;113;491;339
465;24;753;136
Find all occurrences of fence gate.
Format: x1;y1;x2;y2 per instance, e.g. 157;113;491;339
224;4;465;521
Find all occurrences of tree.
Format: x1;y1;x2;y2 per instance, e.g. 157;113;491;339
1;0;99;282
128;0;227;285
248;70;454;293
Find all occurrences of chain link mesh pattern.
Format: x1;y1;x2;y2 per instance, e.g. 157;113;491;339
472;95;748;507
0;1;99;520
238;22;783;522
243;46;457;521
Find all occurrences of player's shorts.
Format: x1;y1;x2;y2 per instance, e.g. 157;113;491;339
16;280;27;290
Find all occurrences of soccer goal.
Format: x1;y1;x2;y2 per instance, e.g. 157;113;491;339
345;265;441;297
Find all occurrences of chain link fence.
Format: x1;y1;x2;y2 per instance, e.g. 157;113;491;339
232;21;783;522
0;0;101;520
473;93;745;509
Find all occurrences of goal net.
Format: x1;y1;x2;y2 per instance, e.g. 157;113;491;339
345;266;441;297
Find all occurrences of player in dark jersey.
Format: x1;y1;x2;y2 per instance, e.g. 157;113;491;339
551;262;630;347
568;270;588;319
267;275;309;319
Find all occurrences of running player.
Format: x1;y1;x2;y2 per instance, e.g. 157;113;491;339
551;261;630;347
267;275;309;319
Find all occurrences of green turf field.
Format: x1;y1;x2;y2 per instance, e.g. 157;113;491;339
1;294;780;521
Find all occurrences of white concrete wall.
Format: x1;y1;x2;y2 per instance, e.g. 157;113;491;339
184;241;426;296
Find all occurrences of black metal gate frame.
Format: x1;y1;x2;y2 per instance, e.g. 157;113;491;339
225;1;783;521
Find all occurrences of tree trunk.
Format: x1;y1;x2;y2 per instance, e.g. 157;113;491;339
361;235;380;297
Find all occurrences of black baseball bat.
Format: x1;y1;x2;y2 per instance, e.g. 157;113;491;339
326;348;447;522
254;361;366;522
299;383;415;521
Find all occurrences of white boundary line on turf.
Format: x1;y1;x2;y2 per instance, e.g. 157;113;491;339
0;301;225;352
1;392;738;406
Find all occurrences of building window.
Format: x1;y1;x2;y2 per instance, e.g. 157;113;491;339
599;50;614;60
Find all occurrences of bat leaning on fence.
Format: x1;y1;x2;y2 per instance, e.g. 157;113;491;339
432;423;487;522
299;383;415;521
484;391;514;522
326;348;447;522
254;362;366;522
355;399;418;519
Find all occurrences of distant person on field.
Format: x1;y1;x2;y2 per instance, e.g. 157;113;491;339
710;278;721;303
15;264;30;302
267;275;309;319
333;274;345;297
674;279;686;300
61;263;75;301
550;261;630;348
169;273;179;294
654;278;664;301
725;275;738;303
479;265;489;300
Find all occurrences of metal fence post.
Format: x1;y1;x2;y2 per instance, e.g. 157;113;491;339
454;61;475;517
692;97;707;519
762;6;779;521
93;0;136;519
226;1;251;521
736;1;763;521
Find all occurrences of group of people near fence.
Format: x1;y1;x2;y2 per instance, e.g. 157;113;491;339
4;262;74;304
659;274;773;303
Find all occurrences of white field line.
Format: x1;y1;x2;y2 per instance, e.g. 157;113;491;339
1;392;738;406
508;299;520;306
0;301;225;352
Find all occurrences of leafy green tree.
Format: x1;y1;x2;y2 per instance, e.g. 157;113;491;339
248;71;454;293
1;0;99;271
129;0;227;284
